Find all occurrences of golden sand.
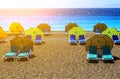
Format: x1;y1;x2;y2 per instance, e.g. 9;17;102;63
0;31;120;79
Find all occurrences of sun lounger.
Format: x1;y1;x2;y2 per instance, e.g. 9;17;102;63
87;46;98;60
44;30;50;35
27;35;32;40
102;46;113;60
112;35;120;44
95;29;101;34
69;34;77;44
78;35;86;44
17;46;32;59
34;35;42;43
4;45;18;60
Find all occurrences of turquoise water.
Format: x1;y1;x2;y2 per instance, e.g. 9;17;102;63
0;8;120;31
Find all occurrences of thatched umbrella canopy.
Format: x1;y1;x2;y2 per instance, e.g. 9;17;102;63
68;27;86;40
9;22;24;34
93;23;107;33
37;23;51;32
25;27;44;41
102;28;120;38
85;34;114;51
0;27;7;39
65;23;79;32
10;36;33;51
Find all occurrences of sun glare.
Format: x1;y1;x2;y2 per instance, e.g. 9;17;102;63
0;0;60;8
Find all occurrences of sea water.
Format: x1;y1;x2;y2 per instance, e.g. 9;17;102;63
0;8;120;31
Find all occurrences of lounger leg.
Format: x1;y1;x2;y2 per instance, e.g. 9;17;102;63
27;56;29;59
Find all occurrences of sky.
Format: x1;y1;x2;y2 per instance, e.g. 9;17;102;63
0;0;120;8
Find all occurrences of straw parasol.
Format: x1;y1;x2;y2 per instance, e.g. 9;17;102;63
9;22;24;34
65;23;79;32
0;27;7;42
93;23;107;33
86;34;114;51
68;27;86;40
25;27;44;41
0;27;7;39
10;36;33;51
102;28;120;38
37;23;51;32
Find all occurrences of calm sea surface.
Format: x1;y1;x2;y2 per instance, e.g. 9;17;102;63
0;8;120;31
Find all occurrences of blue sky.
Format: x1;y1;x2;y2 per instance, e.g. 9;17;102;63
0;0;120;8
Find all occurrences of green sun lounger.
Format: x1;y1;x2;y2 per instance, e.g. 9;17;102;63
4;45;18;60
87;46;98;60
17;46;32;59
102;46;113;60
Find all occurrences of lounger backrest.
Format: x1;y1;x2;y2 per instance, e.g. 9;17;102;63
89;46;97;54
10;45;18;53
95;29;100;33
102;46;111;55
70;35;76;40
112;35;119;40
79;35;85;40
27;35;32;40
36;35;41;40
21;46;30;53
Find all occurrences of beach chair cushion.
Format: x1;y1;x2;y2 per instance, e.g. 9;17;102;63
35;35;42;43
4;45;18;58
79;39;86;43
70;40;77;43
114;40;120;43
112;35;120;43
79;35;86;43
4;52;16;57
35;40;42;42
102;46;113;60
17;46;31;58
87;46;97;60
103;55;113;60
17;52;28;57
87;54;97;59
112;35;119;40
69;35;77;43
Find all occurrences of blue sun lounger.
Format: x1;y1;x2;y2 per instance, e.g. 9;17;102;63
102;46;113;60
112;35;120;44
34;35;42;44
4;45;18;60
17;46;32;59
78;35;86;44
69;34;77;44
87;46;98;60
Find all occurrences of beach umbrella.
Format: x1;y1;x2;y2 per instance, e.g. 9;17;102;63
85;34;114;51
93;23;107;33
37;23;51;32
0;27;7;39
65;23;79;32
68;27;86;40
9;22;24;34
25;27;44;41
10;36;33;51
102;28;120;38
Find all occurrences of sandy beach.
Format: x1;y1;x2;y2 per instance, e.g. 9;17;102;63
0;31;120;79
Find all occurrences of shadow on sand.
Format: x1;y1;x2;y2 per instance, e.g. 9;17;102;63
4;55;36;62
17;55;36;62
35;41;45;45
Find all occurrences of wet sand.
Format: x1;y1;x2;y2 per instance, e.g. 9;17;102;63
0;31;120;79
